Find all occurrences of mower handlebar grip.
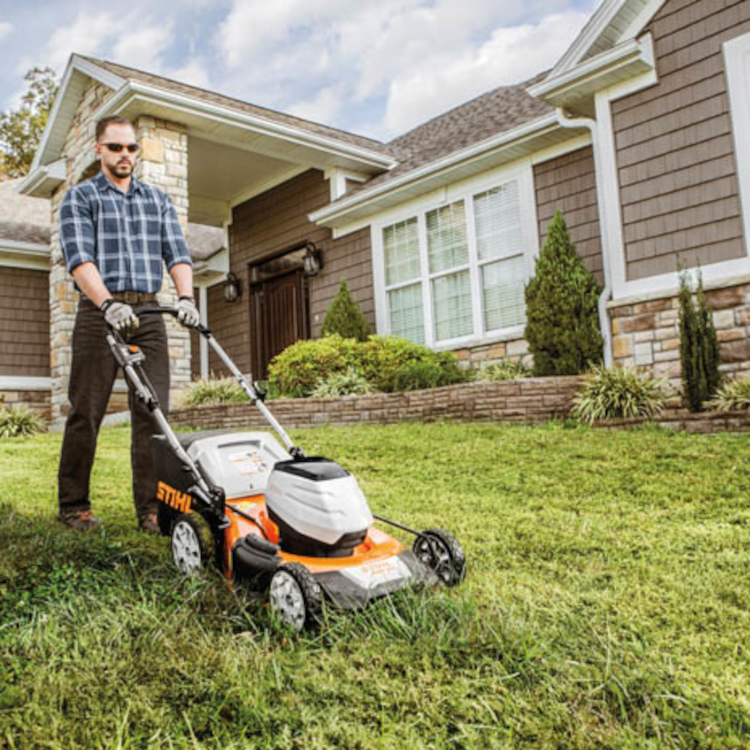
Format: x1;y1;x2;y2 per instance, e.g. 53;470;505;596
136;306;211;336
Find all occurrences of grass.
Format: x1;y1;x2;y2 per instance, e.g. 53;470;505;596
1;421;750;748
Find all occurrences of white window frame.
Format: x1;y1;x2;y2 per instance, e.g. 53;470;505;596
372;161;538;350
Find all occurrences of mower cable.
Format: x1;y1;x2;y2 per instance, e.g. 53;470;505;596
225;503;269;540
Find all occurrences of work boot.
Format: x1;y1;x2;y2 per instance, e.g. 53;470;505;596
59;510;102;531
138;513;160;535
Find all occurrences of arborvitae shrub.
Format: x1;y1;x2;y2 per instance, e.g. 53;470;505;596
321;278;371;341
679;271;721;411
524;210;603;376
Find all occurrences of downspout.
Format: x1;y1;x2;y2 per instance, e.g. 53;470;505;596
553;107;614;368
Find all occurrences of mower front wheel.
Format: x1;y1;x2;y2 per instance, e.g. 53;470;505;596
269;563;322;632
171;514;209;575
413;528;466;587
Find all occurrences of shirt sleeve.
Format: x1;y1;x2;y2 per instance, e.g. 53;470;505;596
160;192;193;270
59;187;96;274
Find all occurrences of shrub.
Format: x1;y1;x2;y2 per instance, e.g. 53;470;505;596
310;367;376;398
477;359;530;381
182;377;247;406
268;335;360;397
525;210;603;376
0;406;46;438
709;378;750;412
390;360;448;392
359;336;466;393
572;365;669;424
321;279;371;341
679;271;721;412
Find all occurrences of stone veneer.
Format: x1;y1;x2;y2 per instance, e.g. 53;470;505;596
610;282;750;386
453;336;531;369
48;79;192;425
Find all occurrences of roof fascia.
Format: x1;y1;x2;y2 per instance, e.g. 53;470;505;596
17;158;67;198
528;34;655;105
96;81;398;171
30;56;125;173
309;113;559;225
552;0;664;78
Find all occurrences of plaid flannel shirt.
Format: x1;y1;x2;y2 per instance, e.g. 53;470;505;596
59;171;192;293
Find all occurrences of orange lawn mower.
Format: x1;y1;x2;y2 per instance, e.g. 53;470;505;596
108;308;466;630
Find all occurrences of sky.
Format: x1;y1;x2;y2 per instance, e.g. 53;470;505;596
0;0;598;142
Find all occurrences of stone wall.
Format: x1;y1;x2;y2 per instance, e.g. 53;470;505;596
169;376;583;431
610;281;750;385
0;389;51;421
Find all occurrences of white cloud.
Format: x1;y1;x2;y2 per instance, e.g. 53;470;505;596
163;59;213;91
287;85;344;125
44;12;120;71
0;21;12;40
112;23;175;72
383;11;590;135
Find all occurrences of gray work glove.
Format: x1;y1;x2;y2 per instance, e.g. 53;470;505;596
178;296;200;328
101;299;139;331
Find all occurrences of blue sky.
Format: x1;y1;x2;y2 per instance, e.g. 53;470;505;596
0;0;598;141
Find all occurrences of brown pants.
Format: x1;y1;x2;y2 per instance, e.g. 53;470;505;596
57;295;170;520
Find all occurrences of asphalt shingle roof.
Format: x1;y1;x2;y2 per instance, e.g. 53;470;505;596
0;179;51;245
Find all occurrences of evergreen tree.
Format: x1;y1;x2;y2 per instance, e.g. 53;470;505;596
679;270;721;411
524;210;603;376
321;278;371;341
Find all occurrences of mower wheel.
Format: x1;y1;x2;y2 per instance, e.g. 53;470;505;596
171;514;209;575
269;563;322;632
413;528;466;587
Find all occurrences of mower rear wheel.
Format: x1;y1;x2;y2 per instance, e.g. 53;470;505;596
171;514;209;575
269;563;322;631
413;528;466;586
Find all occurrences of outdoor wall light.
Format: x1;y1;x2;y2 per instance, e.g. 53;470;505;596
223;272;242;303
302;242;324;277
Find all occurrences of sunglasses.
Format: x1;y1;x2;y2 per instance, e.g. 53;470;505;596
101;142;140;153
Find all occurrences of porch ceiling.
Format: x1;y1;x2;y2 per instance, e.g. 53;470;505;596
187;136;298;226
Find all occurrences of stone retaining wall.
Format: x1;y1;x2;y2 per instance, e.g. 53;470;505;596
0;390;52;421
595;408;750;434
170;377;584;431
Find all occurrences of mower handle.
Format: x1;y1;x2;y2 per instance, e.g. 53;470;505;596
135;306;211;336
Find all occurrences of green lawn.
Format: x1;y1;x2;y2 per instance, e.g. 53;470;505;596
1;421;750;749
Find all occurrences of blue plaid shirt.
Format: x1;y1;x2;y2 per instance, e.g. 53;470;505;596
59;171;192;293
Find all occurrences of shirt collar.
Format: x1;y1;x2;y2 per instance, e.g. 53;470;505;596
94;170;144;195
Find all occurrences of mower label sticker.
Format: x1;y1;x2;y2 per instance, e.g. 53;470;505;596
157;481;192;513
339;557;410;590
228;451;269;476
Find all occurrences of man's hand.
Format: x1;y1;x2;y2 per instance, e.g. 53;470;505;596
177;296;200;328
101;299;139;331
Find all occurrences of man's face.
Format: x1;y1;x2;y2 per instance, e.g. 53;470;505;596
95;123;138;179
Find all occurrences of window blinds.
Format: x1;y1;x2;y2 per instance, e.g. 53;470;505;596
387;283;425;343
426;202;468;273
384;218;420;286
432;271;473;341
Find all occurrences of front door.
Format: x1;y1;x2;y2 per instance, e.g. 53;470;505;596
250;267;309;379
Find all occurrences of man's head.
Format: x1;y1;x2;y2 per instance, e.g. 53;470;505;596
95;116;138;181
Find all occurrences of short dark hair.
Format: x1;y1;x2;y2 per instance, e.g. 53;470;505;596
96;115;134;141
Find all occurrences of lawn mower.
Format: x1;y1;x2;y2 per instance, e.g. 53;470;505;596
108;308;466;630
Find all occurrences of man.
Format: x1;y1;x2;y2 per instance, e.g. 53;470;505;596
57;114;200;532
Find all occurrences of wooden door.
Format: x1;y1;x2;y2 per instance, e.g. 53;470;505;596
250;268;309;379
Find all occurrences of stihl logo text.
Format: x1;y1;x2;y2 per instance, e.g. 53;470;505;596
157;482;192;513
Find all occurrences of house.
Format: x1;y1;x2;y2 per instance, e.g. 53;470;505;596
8;0;750;426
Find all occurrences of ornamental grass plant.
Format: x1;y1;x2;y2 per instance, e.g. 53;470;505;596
182;376;247;406
709;377;750;411
572;365;670;424
476;359;531;381
0;406;46;438
310;367;376;398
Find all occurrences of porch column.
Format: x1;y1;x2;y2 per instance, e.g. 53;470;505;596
134;115;192;397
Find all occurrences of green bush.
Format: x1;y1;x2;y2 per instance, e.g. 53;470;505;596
321;279;371;341
310;367;376;398
709;377;750;411
477;359;531;381
390;360;448;392
525;210;603;376
572;365;669;424
0;406;46;438
268;335;360;397
359;336;466;393
182;377;247;406
679;271;721;412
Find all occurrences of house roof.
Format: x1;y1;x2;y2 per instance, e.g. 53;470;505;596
0;179;51;246
81;56;397;159
322;71;554;207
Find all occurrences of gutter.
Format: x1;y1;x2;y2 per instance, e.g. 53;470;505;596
554;108;613;368
310;113;560;225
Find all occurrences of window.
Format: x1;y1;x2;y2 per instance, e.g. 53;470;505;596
379;173;531;346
